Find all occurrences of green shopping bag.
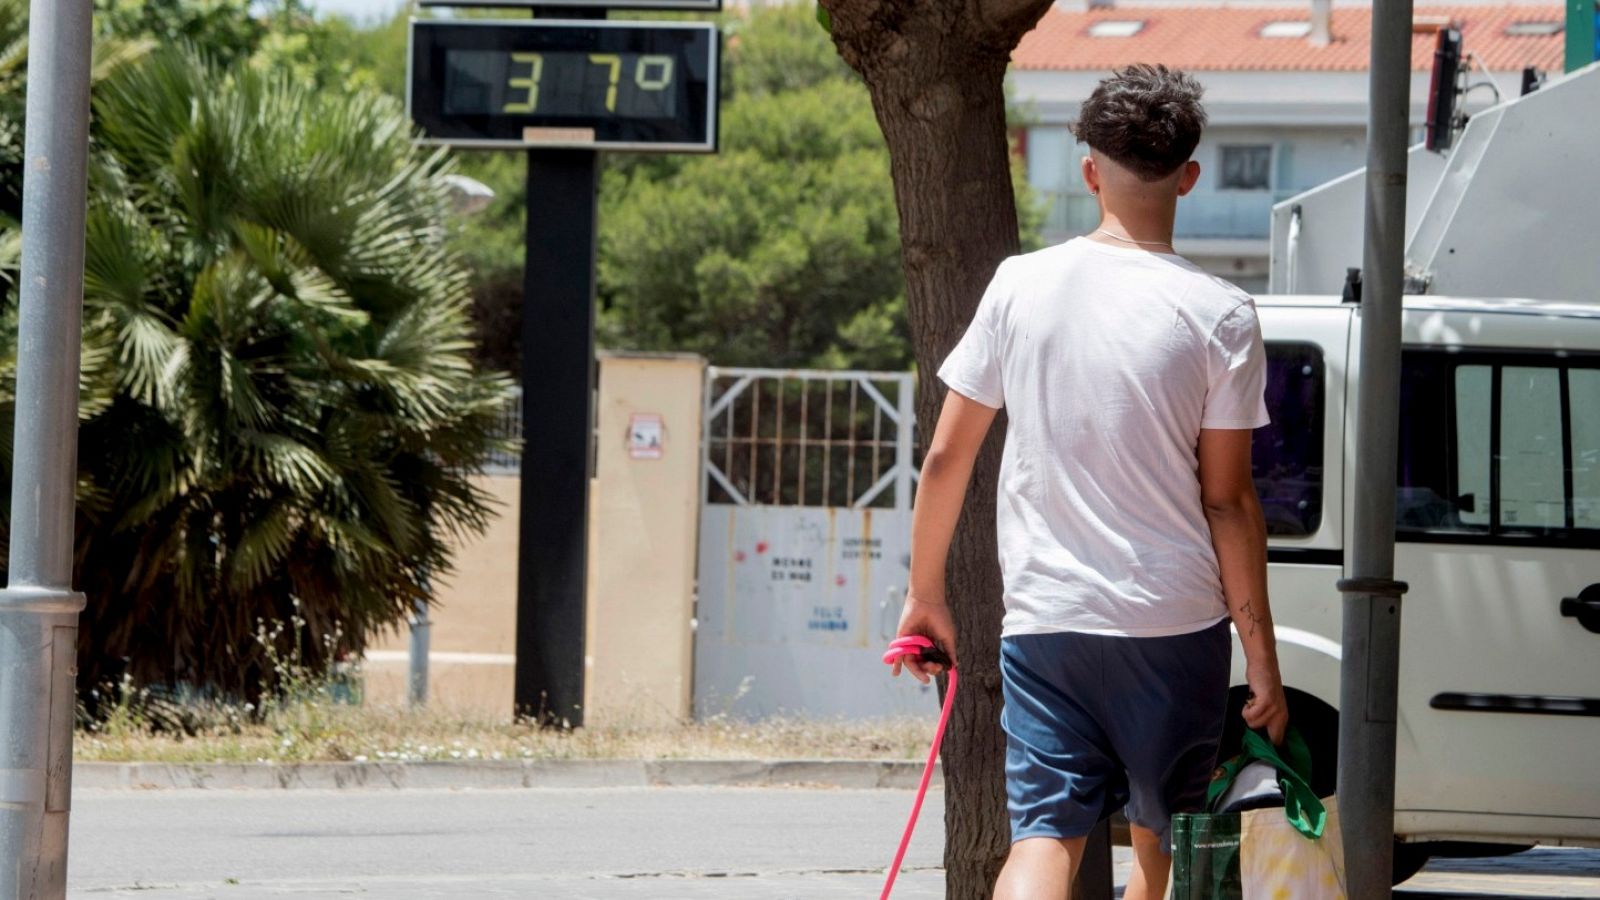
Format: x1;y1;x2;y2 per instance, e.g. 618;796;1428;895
1171;808;1244;900
1171;728;1343;900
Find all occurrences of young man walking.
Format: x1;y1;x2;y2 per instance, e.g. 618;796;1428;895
892;65;1289;899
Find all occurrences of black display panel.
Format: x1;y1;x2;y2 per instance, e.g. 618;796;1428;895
408;20;718;152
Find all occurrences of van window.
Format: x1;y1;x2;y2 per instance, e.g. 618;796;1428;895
1499;367;1565;529
1255;342;1325;537
1400;350;1600;547
1452;365;1491;528
1571;370;1600;529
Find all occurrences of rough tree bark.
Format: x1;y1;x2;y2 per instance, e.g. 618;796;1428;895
818;1;1055;895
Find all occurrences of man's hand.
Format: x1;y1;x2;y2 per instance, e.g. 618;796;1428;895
1243;658;1289;746
891;592;958;684
894;389;992;686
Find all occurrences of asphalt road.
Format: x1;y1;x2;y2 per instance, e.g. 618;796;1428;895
66;786;1600;899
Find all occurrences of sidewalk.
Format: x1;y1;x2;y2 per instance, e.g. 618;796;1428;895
66;775;1600;899
72;757;931;791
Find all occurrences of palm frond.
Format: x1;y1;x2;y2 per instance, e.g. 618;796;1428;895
226;500;297;592
0;225;18;284
235;430;337;494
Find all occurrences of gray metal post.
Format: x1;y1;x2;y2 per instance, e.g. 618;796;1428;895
408;595;431;707
0;1;94;897
1336;0;1415;895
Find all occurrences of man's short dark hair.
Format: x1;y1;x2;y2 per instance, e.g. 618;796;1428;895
1071;64;1207;182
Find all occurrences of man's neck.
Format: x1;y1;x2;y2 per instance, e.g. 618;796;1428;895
1089;204;1177;249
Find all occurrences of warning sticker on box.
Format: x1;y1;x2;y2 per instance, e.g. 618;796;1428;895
628;413;665;460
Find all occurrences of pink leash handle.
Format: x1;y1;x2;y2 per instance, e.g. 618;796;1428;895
880;636;957;900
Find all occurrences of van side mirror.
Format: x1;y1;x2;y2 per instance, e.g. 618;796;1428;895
1453;493;1477;513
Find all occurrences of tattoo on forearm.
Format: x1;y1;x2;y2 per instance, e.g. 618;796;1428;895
1237;599;1264;637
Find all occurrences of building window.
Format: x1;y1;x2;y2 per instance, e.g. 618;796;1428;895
1260;21;1312;38
1255;342;1325;537
1397;349;1600;547
1504;21;1562;36
1219;144;1273;190
1025;127;1071;193
1087;20;1145;37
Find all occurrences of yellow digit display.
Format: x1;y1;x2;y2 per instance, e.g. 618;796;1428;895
634;55;674;91
588;54;622;112
502;52;543;114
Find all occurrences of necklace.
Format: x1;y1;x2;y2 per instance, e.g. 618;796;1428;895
1095;228;1174;249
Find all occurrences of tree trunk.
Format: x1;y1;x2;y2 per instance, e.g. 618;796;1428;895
819;3;1054;895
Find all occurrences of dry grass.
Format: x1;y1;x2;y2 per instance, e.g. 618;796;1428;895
74;701;938;765
76;619;937;765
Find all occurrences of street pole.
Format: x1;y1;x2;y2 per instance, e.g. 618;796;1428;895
507;5;603;729
512;147;598;726
1337;0;1414;894
0;1;94;897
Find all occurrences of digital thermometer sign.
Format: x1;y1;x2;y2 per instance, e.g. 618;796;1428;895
408;20;718;152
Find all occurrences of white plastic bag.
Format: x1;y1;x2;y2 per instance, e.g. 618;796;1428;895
1238;794;1347;899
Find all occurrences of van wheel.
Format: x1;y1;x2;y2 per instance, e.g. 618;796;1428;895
1219;686;1428;886
1219;686;1338;797
1393;842;1432;885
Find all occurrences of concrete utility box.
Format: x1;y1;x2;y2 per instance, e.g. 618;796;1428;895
365;354;704;723
583;353;705;726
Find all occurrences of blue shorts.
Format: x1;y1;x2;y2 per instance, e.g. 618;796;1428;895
1000;619;1231;854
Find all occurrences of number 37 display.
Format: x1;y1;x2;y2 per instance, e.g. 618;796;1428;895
409;20;718;152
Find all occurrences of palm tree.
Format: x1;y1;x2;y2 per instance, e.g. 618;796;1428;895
1;42;516;702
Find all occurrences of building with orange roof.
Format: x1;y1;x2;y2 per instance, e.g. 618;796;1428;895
1011;1;1566;290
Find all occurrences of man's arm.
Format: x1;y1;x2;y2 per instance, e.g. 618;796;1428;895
893;390;998;684
1197;428;1289;745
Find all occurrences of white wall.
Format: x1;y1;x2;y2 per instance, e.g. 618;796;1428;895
1199;125;1368;194
1026;125;1367;198
694;505;938;719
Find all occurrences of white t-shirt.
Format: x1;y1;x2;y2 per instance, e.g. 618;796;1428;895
938;237;1270;638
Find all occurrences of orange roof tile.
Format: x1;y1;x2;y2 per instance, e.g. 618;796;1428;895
1013;5;1565;72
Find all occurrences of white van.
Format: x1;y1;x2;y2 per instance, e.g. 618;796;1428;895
1235;294;1600;880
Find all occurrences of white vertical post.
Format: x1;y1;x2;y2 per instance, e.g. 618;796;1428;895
894;374;916;514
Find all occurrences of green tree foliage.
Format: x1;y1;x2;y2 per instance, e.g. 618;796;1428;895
0;42;514;701
317;6;411;97
448;152;526;376
597;4;910;369
93;0;265;68
0;0;26;227
94;0;396;93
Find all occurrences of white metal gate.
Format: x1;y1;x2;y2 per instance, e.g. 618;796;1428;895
693;367;940;718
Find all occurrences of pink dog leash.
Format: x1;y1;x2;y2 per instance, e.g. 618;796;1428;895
879;635;958;900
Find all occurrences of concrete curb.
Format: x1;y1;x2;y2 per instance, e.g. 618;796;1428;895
73;758;939;791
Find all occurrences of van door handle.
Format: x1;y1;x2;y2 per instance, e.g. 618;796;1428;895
1560;585;1600;635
